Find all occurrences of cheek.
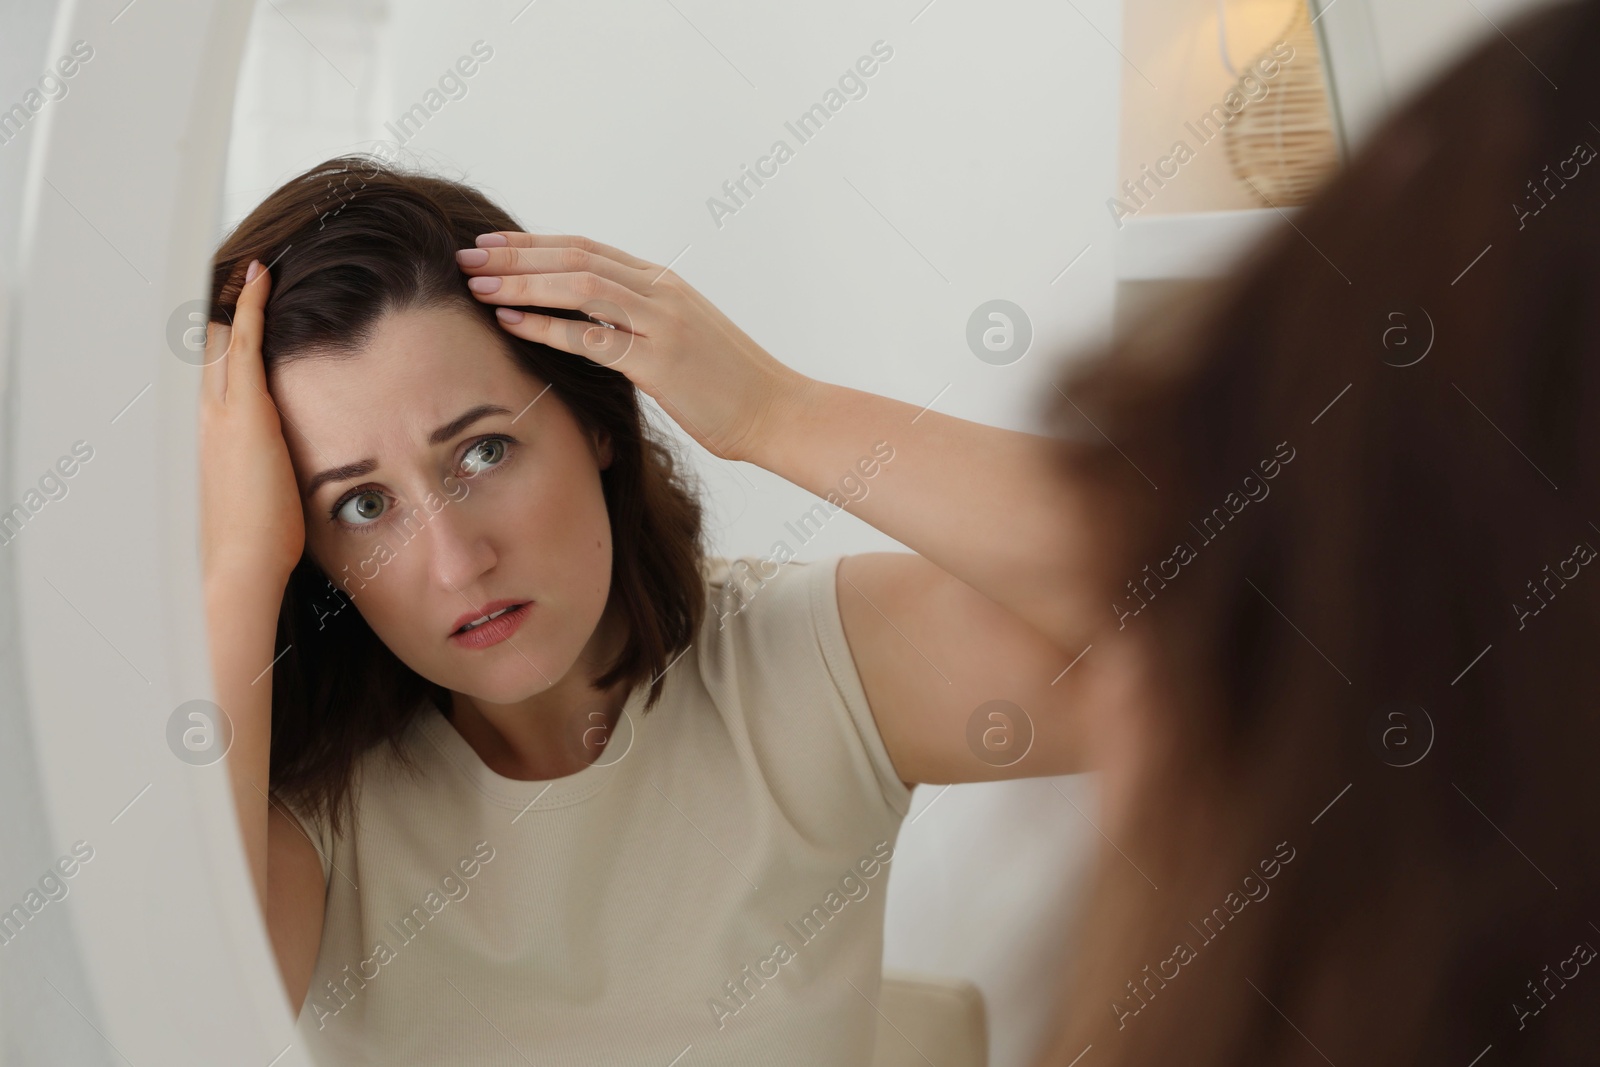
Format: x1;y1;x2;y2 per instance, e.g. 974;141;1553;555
335;551;415;642
308;524;378;582
504;454;613;559
539;476;614;617
502;464;615;640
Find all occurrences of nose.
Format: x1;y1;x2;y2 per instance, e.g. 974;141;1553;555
417;485;499;598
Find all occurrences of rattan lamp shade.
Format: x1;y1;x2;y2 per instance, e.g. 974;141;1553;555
1223;0;1340;205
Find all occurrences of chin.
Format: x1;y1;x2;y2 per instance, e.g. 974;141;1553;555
452;652;578;705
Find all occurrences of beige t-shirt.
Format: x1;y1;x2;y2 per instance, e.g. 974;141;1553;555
288;553;914;1066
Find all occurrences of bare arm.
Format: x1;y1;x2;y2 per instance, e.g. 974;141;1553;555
835;552;1093;784
748;376;1100;654
199;259;324;1012
207;567;326;1011
265;800;327;1012
206;566;283;913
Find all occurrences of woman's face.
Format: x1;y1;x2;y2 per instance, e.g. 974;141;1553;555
269;303;617;705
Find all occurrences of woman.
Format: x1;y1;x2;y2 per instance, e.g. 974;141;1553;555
200;160;1093;1062
1031;0;1600;1063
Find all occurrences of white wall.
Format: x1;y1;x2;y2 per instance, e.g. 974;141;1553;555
1366;0;1566;110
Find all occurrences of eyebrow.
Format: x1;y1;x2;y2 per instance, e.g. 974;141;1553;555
304;403;515;498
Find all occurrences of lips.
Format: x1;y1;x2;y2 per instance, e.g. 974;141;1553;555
450;599;529;636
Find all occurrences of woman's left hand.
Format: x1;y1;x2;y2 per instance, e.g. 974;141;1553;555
456;231;807;464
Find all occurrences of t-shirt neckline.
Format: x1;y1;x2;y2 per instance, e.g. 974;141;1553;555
414;682;652;812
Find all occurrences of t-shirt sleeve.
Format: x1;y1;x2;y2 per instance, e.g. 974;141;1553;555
804;554;916;819
279;793;334;887
702;553;915;823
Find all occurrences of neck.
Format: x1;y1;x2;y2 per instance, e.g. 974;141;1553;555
446;596;632;780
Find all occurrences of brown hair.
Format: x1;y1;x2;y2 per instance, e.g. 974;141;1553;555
1037;0;1600;1062
208;156;708;840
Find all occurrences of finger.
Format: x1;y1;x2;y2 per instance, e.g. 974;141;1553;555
472;231;656;273
491;306;639;369
225;261;273;404
455;244;651;293
464;270;643;324
200;320;232;405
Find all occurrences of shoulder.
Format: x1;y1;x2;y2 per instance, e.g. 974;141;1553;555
700;553;835;637
275;793;336;888
696;553;851;677
270;703;427;887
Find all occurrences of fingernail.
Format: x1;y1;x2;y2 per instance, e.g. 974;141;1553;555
496;307;525;324
476;233;509;247
245;259;262;283
468;276;502;294
455;248;489;267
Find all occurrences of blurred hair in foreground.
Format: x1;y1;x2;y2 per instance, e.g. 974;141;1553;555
1036;0;1600;1062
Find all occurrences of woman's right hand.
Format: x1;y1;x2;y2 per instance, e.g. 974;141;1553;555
198;260;306;586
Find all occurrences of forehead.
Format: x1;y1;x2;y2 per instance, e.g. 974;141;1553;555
271;304;535;432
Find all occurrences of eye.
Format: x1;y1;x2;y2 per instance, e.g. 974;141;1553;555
331;488;387;528
460;436;509;477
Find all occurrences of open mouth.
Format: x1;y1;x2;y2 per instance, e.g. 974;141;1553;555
454;604;526;634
